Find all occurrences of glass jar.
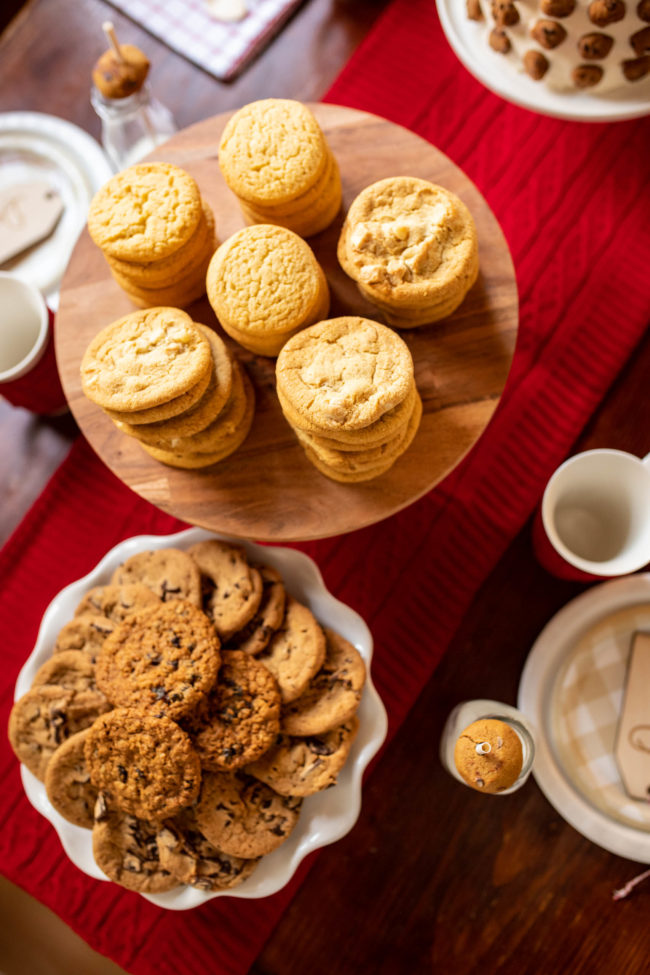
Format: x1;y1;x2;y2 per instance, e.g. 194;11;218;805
440;699;536;795
91;85;177;171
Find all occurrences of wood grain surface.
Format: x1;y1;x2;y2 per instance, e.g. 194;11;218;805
55;104;518;541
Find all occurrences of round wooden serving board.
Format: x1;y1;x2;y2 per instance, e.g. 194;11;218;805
56;104;518;542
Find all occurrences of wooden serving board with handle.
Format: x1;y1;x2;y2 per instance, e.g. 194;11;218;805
55;103;518;542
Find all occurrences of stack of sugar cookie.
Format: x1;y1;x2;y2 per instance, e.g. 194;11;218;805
206;224;330;356
80;306;254;469
275;316;422;482
218;98;342;238
87;161;216;308
337;176;479;328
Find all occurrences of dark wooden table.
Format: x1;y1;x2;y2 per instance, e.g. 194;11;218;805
2;3;650;974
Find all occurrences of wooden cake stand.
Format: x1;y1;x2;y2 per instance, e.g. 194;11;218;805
55;104;519;542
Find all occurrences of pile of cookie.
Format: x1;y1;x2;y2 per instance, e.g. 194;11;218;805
217;98;343;238
337;176;479;328
87;161;216;308
8;541;366;895
206;224;330;356
275;316;423;482
80;307;254;469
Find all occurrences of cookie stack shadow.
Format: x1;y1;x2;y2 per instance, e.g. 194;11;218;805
8;541;367;894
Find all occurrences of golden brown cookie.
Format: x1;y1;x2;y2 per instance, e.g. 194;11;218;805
188;539;263;640
188;650;281;771
95;599;220;721
195;770;302;857
103;366;212;426
110;548;202;606
218;99;329;207
44;727;97;829
275;317;414;432
88;162;202;262
53;614;115;663
281;627;366;735
453;718;523;793
80;307;212;413
245;717;359;797
257;596;327;703
138;367;255;469
8;685;111;781
206;224;330;356
337;176;479;327
113;324;233;444
224;565;286;655
30;649;101;695
74;582;160;621
156;806;259;890
92;794;179;893
85;708;201;820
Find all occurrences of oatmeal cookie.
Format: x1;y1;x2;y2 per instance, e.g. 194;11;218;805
85;708;201;820
189;650;281;771
95;599;220;720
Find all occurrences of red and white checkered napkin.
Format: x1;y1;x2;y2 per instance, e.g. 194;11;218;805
107;0;305;80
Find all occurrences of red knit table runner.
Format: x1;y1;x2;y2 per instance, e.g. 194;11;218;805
1;0;649;972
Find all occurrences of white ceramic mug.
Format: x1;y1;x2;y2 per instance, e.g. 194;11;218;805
0;272;66;413
535;449;650;580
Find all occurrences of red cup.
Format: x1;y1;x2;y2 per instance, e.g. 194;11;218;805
0;273;67;415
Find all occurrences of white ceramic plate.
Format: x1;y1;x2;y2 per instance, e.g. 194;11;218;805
518;574;650;862
436;0;650;122
0;112;113;308
14;528;388;909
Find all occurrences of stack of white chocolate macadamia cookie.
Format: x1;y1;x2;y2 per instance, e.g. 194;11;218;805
8;541;367;895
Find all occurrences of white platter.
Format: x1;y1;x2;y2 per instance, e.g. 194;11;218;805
0;112;113;308
14;527;388;909
518;573;650;863
436;0;650;122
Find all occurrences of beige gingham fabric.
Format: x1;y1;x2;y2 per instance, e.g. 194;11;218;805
107;0;305;80
552;604;650;832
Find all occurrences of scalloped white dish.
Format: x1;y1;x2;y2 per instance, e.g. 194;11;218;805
14;527;388;909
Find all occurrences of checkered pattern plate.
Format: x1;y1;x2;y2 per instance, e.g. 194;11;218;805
107;0;305;80
518;574;650;862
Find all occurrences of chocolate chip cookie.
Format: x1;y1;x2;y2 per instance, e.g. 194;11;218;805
257;596;326;703
44;727;97;829
74;582;160;621
8;684;111;781
95;599;220;721
196;770;302;858
245;718;359;797
92;792;179;893
53;614;115;663
281;627;366;736
111;549;202;606
31;649;103;695
84;708;201;820
188;540;263;641
224;565;286;655
156;806;259;890
189;650;281;771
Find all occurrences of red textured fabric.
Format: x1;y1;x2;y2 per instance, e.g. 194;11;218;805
1;1;649;972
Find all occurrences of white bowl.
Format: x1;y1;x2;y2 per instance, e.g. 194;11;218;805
14;527;388;910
